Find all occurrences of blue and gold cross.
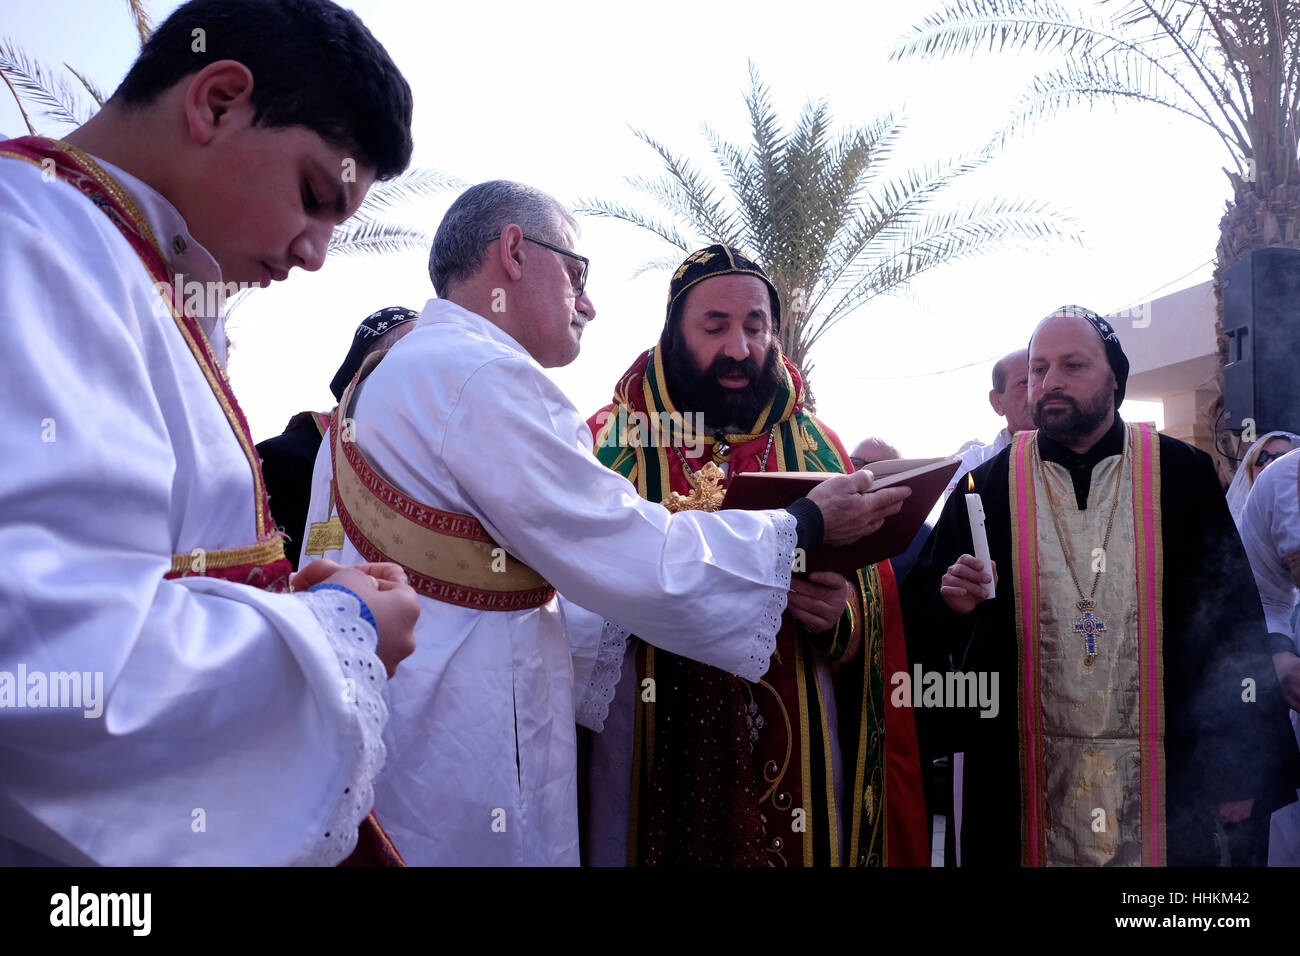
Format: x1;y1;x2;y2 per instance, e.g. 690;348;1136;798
1073;600;1106;665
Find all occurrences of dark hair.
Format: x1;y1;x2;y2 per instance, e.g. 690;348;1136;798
110;0;413;180
991;355;1008;394
429;181;576;296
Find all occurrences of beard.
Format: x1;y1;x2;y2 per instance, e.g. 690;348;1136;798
663;328;784;434
1033;374;1115;444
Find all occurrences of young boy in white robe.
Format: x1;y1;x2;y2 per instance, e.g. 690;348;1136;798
0;0;420;865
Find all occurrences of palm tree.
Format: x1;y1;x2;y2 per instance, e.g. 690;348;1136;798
892;0;1300;480
577;63;1077;398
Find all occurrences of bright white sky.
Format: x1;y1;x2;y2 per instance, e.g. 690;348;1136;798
4;0;1204;456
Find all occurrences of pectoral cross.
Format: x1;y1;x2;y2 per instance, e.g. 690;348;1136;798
1073;600;1106;666
664;461;727;513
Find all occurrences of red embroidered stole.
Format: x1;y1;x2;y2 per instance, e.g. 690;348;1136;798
0;136;290;590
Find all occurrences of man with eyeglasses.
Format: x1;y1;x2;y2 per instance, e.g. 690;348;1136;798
297;181;912;865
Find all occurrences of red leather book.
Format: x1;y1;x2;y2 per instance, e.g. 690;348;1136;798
722;457;961;574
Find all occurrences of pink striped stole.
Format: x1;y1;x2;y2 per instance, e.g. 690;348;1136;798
1008;423;1166;866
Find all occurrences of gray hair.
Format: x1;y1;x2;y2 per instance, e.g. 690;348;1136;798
428;180;578;296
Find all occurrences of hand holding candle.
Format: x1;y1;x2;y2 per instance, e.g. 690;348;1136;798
964;474;995;600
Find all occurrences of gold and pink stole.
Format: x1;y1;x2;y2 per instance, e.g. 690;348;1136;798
1008;422;1166;866
0;135;291;590
0;136;405;867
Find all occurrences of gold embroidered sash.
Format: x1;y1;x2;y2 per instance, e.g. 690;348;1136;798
330;352;555;611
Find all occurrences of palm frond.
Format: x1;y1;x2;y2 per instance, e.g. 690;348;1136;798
573;197;696;252
355;166;464;219
821;153;996;295
630;252;687;279
327;221;431;259
818;199;1080;341
985;58;1245;157
0;67;35;135
891;0;1119;61
0;39;91;128
64;64;106;108
700;122;761;244
892;0;1300;189
627;128;744;246
125;0;154;47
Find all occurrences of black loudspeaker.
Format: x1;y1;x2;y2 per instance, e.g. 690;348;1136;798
1222;247;1300;433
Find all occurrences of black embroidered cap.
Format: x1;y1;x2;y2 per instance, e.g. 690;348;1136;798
665;244;782;333
1036;304;1130;406
329;306;420;400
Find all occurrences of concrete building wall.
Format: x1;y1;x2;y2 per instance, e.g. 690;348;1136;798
1107;279;1219;457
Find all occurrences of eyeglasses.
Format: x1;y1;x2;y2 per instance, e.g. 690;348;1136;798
849;456;868;470
1256;447;1289;468
486;232;589;296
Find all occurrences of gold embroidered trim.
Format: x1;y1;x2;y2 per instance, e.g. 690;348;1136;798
49;139;270;539
305;518;345;556
305;481;345;556
169;537;286;575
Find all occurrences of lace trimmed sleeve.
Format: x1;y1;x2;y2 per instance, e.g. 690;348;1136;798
735;508;797;683
575;619;631;732
295;584;390;866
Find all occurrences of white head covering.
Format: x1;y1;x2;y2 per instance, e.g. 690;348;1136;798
1227;430;1300;527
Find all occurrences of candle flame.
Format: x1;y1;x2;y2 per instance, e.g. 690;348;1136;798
967;473;975;492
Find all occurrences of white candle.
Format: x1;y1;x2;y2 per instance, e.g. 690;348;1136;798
965;491;995;600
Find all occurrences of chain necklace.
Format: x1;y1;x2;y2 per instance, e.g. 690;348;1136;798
1038;435;1127;667
675;428;776;489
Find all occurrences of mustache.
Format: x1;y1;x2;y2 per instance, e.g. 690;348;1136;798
1036;394;1078;414
708;353;761;380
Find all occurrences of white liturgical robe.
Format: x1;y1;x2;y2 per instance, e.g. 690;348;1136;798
300;298;796;865
1240;448;1300;865
0;143;389;865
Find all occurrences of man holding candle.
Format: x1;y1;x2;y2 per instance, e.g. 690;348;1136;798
903;305;1300;866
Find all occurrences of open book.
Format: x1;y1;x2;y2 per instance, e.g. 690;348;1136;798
721;457;962;574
